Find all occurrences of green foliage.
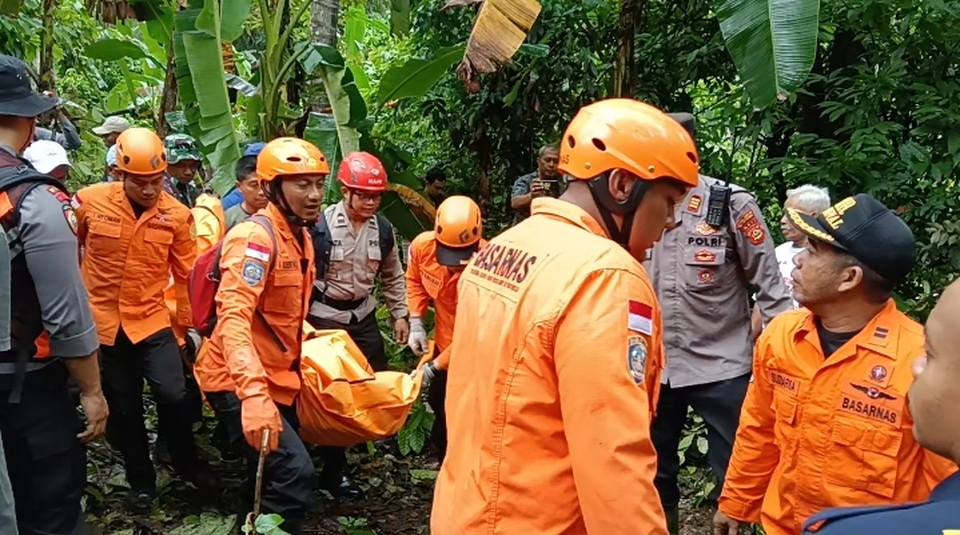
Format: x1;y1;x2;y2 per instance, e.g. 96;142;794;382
167;513;235;534
397;400;434;456
338;516;379;535
376;44;465;105
716;0;820;108
174;0;245;193
375;0;619;230
677;411;716;507
247;513;290;535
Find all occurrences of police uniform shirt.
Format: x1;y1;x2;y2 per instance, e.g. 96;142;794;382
1;145;98;375
309;200;408;324
645;175;792;388
803;471;960;534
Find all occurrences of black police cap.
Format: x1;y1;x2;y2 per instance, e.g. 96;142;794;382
787;193;916;285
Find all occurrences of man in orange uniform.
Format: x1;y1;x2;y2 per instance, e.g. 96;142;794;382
714;194;958;535
431;98;699;535
194;138;326;535
405;195;485;464
800;277;960;533
73;127;218;513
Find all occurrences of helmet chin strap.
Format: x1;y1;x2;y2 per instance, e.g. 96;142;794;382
264;182;315;228
587;175;650;250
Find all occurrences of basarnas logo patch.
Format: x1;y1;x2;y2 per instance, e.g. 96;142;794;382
241;260;265;286
627;336;647;383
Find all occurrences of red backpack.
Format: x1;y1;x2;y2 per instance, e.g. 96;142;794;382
188;214;276;338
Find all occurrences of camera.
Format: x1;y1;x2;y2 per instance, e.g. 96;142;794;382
539;178;563;198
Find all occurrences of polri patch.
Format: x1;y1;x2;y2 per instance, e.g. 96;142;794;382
694;222;720;236
46;186;70;204
627;335;647;384
62;205;78;235
735;209;766;245
241;259;265;286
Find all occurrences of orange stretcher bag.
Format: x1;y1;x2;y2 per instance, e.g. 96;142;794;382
297;324;433;447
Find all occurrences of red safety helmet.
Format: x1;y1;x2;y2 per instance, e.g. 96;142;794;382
337;152;388;192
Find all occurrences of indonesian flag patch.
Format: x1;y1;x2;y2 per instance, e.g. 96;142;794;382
245;242;271;262
628;300;653;335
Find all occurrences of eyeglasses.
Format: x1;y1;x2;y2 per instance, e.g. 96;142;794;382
349;190;382;202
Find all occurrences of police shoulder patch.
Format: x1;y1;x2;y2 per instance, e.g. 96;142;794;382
46;186;71;204
627;335;648;384
241;259;265;286
62;205;78;235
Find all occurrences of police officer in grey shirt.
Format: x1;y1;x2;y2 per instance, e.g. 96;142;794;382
644;113;792;535
0;54;108;534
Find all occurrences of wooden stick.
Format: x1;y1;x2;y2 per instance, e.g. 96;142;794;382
246;430;272;534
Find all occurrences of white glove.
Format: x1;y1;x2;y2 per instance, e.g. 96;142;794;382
408;317;428;355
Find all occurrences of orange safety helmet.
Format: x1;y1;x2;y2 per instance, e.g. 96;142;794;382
256;137;330;182
558;98;699;187
115;127;168;176
337;152;388;192
434;195;482;267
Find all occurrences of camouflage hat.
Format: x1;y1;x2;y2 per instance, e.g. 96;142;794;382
164;133;202;164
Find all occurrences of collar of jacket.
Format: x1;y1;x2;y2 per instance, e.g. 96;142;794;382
794;299;901;360
530;197;608;240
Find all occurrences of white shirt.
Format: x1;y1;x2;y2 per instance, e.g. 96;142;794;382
775;241;805;308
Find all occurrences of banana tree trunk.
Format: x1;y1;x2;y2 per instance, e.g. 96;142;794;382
310;0;339;112
156;44;178;137
38;0;56;93
612;0;639;98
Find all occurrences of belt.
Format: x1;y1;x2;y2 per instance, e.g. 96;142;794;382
321;296;365;311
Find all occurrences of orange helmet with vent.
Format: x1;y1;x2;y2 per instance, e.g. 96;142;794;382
115;128;168;176
434;196;483;267
558;99;699;187
257;138;330;182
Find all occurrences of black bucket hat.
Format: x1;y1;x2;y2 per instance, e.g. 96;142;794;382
0;55;58;118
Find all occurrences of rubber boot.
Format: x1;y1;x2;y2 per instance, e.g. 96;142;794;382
664;504;680;535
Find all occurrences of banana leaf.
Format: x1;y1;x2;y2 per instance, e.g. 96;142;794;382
381;188;434;241
172;0;248;194
303;112;344;185
300;44;367;205
390;0;411;37
376;45;466;106
716;0;820;109
456;0;542;90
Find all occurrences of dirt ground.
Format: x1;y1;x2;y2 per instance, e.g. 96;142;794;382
84;423;717;535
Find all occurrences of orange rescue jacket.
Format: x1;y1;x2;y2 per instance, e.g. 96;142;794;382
432;198;667;535
719;301;957;534
74;182;196;345
405;230;486;353
194;204;315;406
